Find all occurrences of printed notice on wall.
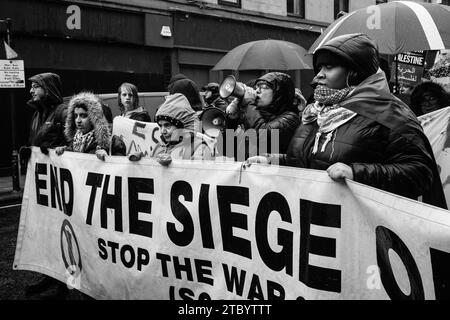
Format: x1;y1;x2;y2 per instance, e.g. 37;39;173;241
0;60;25;88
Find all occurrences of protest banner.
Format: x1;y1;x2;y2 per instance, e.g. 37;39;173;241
111;116;161;156
418;106;450;209
13;148;450;300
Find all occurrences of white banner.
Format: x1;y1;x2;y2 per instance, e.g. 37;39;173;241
13;148;450;300
112;116;161;156
418;106;450;209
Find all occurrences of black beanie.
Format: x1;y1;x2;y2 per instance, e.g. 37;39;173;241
313;33;379;85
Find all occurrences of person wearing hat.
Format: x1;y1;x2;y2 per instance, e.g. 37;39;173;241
224;72;301;159
21;72;69;298
168;77;205;112
201;82;229;112
128;93;214;163
24;72;67;155
246;33;446;209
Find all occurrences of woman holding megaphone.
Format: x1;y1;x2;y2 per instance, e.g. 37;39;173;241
219;72;301;160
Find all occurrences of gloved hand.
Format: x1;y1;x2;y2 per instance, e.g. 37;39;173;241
155;153;172;166
241;84;257;106
128;151;144;162
226;98;240;119
40;142;50;155
95;148;108;161
19;146;32;161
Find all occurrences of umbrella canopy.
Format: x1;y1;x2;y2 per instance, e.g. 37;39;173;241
309;1;450;55
212;39;312;71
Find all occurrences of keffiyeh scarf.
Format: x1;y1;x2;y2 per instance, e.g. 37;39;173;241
302;85;357;154
72;130;94;153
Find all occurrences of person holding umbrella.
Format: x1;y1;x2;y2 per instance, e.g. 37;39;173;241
246;33;447;209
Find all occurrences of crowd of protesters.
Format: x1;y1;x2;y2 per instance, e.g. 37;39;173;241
20;32;449;299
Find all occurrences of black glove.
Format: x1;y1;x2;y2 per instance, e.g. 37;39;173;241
19;146;32;160
40;142;50;155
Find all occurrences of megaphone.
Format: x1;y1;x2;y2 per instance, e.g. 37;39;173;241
199;107;226;138
219;75;246;99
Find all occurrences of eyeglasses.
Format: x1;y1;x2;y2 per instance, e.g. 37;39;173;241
256;83;272;90
31;84;41;90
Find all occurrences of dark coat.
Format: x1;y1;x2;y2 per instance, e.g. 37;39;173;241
27;73;67;149
274;71;447;209
124;108;151;122
226;72;300;158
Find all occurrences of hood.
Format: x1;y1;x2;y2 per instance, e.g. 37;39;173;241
28;72;63;106
65;92;110;150
410;81;450;116
255;72;296;115
313;33;379;86
155;93;198;132
341;70;421;132
168;78;203;111
168;74;188;91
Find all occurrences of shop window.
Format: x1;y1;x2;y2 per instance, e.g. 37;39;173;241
218;0;241;8
287;0;305;18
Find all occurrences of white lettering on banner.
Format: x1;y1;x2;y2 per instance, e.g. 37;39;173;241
13;148;450;299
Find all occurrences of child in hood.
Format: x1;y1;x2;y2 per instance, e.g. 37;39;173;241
56;91;110;160
129;93;214;164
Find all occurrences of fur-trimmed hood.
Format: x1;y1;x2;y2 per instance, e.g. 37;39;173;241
65;92;110;150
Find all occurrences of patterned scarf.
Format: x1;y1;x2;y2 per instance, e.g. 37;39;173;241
72;130;94;153
302;85;357;154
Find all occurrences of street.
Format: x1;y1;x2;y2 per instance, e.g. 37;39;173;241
0;202;86;300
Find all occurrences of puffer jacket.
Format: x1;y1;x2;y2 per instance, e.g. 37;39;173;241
64;92;111;154
27;73;67;148
273;71;447;209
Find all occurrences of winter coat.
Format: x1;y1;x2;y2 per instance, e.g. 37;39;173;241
272;71;447;209
27;73;67;149
122;106;151;122
64;92;111;154
151;132;213;160
227;72;300;157
153;93;213;160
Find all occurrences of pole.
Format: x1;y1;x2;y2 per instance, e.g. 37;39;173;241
5;18;20;191
395;54;399;94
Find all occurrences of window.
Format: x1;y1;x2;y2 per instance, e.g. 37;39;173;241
287;0;305;18
218;0;241;8
334;0;349;19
